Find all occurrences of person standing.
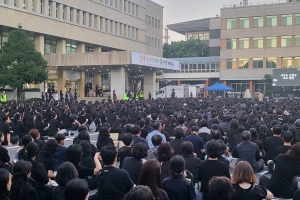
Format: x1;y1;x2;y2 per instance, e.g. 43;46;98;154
258;91;264;101
171;89;175;99
85;83;89;97
148;92;151;100
113;90;117;102
41;92;45;102
74;89;78;102
59;90;64;102
0;91;7;104
95;85;99;97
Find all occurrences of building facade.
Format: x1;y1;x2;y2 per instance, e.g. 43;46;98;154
0;0;166;98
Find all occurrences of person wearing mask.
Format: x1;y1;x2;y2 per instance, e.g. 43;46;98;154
163;155;196;200
94;145;134;200
198;140;231;200
236;131;264;172
137;159;169;200
64;178;89;200
232;161;273;200
122;143;148;184
184;126;205;159
146;122;166;149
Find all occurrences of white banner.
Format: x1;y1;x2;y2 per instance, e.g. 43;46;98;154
131;52;180;70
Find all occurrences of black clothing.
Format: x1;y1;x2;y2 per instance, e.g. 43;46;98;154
12;121;25;138
265;136;284;161
232;184;267;200
35;121;47;136
276;145;291;155
96;166;134;200
183;154;201;183
161;161;171;182
96;138;114;151
163;174;196;200
268;154;300;198
185;134;204;158
52;186;65;200
48;119;60;137
76;165;94;179
140;128;149;139
198;160;231;200
24;124;34;135
170;138;185;155
236;141;262;172
0;122;10;145
11;183;40;200
117;146;132;169
80;155;95;168
0;145;10;163
122;157;143;184
241;122;253;131
78;115;87;125
36;153;55;172
64;116;74;129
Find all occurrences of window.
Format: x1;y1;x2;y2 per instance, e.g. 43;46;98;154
239;38;249;49
157;20;160;29
266;37;277;48
187;34;192;40
281;36;292;47
44;39;57;53
147;36;150;46
101;73;109;90
189;64;197;73
239;18;249;28
148;16;151;26
295;57;300;68
226;59;236;69
192;33;198;39
253;58;263;68
85;45;94;53
253;16;264;28
155;19;157;29
226;39;236;49
282;57;292;68
216;63;220;72
254;81;266;92
281;14;292;26
66;40;77;54
227;19;236;29
296;35;300;46
266;58;277;68
266;16;277;27
253;37;263;48
239;58;249;69
231;82;249;93
203;33;209;40
296;14;300;25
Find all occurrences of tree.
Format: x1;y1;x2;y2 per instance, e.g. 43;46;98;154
126;71;144;96
0;29;48;90
264;74;273;93
163;39;210;58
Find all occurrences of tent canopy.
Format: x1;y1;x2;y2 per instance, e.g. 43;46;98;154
204;83;233;91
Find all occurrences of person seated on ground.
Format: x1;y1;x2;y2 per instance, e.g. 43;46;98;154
29;129;45;149
10;161;39;200
157;142;174;181
52;162;79;200
276;130;292;155
249;128;264;159
146;122;166;149
184;126;205;159
0;131;12;170
232;161;273;200
260;142;300;199
79;140;95;168
48;112;60;137
163;155;196;200
64;178;89;200
124;186;155;200
293;189;300;200
147;135;163;160
131;126;148;146
137;159;169;200
0;115;15;145
181;141;201;185
0;168;11;200
118;133;133;169
198;140;231;200
72;126;88;144
122;142;148;184
95;145;134;200
264;124;284;163
55;133;67;171
236;131;264;173
208;176;233;200
96;127;114;151
170;128;185;156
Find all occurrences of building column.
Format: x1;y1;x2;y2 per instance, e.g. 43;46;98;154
79;71;86;97
56;39;66;54
94;73;101;88
94;46;102;52
84;12;89;27
107;19;110;32
34;0;41;13
34;35;44;55
121;24;124;36
42;0;49;15
57;4;63;19
249;80;253;94
205;79;209;96
16;0;23;8
7;0;14;6
95;16;100;29
26;0;32;11
78;10;83;25
64;6;70;21
71;8;77;23
177;80;181;86
76;43;85;53
110;66;125;100
90;14;95;28
144;70;156;100
112;21;115;34
101;17;106;31
50;1;56;17
57;68;67;94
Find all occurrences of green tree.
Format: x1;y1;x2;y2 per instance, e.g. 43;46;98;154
264;74;273;94
0;29;48;90
163;39;209;58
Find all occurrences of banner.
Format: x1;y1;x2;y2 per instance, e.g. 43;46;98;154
131;52;180;70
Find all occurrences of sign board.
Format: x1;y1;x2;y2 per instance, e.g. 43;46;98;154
131;52;180;70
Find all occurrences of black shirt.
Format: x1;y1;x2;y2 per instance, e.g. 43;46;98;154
122;157;143;184
96;166;134;200
12;121;25;138
0;146;10;163
77;165;94;179
198;160;231;200
0;123;10;145
36;153;55;172
232;184;267;200
268;154;300;198
170;138;185;156
117;146;132;169
64;116;74;129
236;141;261;172
276;145;291;155
183;154;201;183
11;183;39;200
184;134;204;158
163;174;196;200
96;138;114;151
48;119;60;137
78;115;87;125
265;136;284;161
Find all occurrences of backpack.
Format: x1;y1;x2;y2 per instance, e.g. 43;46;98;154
89;118;98;132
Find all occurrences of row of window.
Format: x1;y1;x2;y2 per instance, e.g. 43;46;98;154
226;14;300;29
164;63;220;73
99;0;140;17
146;36;161;49
226;57;300;69
230;81;270;93
186;32;210;41
2;0;140;41
146;15;161;29
226;35;300;49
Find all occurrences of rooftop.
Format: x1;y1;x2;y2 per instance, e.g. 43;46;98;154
223;0;300;9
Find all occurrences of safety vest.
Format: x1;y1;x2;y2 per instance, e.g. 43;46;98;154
139;92;143;98
123;94;129;100
135;94;139;99
0;94;7;102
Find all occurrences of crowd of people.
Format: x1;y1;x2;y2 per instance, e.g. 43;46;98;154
0;95;300;200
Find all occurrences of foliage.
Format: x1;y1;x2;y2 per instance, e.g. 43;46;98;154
21;88;41;92
163;39;210;58
265;91;273;97
264;74;273;92
126;71;144;95
0;29;48;89
0;88;14;91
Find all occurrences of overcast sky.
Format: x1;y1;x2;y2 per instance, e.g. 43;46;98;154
152;0;249;41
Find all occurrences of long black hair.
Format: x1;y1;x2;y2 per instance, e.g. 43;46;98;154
0;168;10;199
65;144;82;167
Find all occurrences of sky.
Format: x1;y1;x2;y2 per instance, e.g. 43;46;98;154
151;0;249;42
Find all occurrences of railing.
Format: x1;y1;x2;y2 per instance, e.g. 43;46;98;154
223;0;297;8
